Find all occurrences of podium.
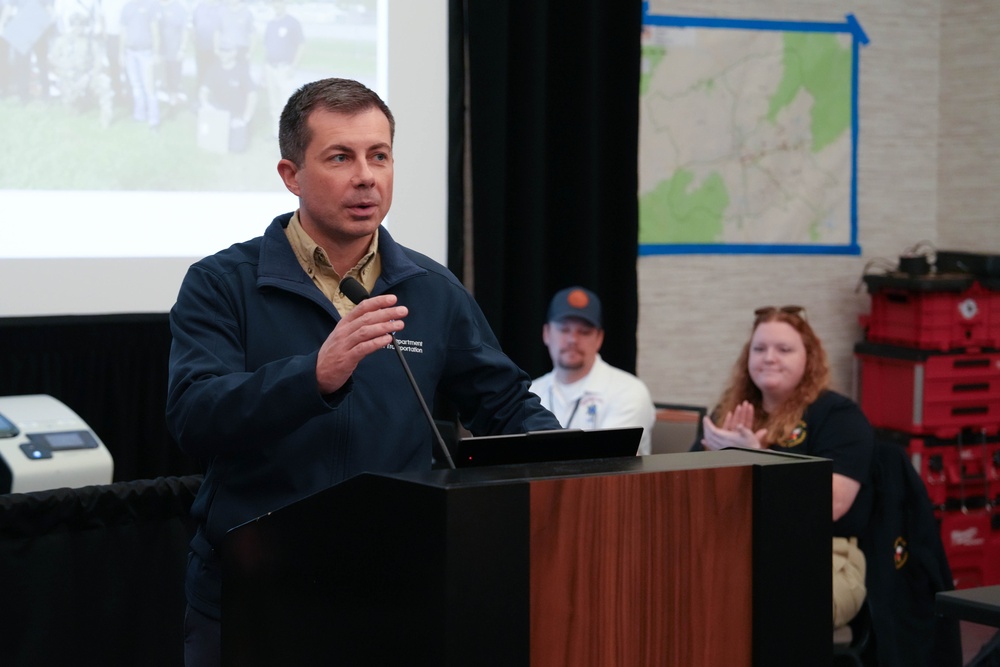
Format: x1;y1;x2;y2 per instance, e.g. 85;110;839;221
221;449;831;666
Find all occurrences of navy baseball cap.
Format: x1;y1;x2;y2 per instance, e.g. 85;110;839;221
547;287;602;328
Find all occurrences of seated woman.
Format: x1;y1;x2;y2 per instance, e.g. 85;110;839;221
697;305;874;629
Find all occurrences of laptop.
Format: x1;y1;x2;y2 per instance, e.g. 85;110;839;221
455;426;643;468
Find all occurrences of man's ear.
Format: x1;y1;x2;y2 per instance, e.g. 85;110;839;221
542;323;551;345
276;159;300;196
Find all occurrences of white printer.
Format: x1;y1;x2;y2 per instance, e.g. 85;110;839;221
0;394;114;494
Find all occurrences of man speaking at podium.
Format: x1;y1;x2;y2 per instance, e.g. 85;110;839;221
166;78;559;666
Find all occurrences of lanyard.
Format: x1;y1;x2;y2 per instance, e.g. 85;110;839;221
549;386;583;428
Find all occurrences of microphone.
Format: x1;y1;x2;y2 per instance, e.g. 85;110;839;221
340;276;456;469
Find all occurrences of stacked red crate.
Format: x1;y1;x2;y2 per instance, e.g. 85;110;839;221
862;275;997;350
856;254;1000;588
938;508;995;589
877;430;1000;510
855;344;1000;438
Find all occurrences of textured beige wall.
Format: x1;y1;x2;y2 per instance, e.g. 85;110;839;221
938;2;1000;249
637;0;998;409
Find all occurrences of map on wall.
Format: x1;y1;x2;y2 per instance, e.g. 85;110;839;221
639;8;869;255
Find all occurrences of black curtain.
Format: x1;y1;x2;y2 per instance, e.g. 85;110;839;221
0;475;201;666
449;0;643;378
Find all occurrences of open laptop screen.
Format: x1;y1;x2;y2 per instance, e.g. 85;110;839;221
455;427;642;468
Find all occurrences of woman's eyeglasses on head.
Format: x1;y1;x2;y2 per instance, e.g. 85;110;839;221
754;305;806;320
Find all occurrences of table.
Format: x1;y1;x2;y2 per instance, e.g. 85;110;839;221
935;586;1000;628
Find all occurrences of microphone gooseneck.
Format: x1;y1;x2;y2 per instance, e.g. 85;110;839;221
339;277;456;469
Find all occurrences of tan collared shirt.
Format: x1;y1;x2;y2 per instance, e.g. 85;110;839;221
284;211;381;314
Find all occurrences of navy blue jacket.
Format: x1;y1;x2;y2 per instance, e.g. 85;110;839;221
166;213;558;617
861;439;962;667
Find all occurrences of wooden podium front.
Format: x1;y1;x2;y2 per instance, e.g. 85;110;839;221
221;449;831;666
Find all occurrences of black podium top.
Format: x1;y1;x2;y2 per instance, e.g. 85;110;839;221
387;447;819;489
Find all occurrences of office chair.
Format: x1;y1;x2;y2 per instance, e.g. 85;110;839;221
650;403;706;454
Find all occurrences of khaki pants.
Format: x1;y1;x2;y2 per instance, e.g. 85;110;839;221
833;536;867;629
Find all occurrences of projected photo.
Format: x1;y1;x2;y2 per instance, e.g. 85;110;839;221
0;0;445;315
0;0;379;193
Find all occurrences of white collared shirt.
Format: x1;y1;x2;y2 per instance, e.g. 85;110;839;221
530;355;655;456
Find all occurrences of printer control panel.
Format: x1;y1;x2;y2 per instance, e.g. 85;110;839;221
20;430;100;460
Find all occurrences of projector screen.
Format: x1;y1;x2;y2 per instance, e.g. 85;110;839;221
0;0;448;317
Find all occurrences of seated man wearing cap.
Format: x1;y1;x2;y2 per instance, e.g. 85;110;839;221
530;287;656;455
